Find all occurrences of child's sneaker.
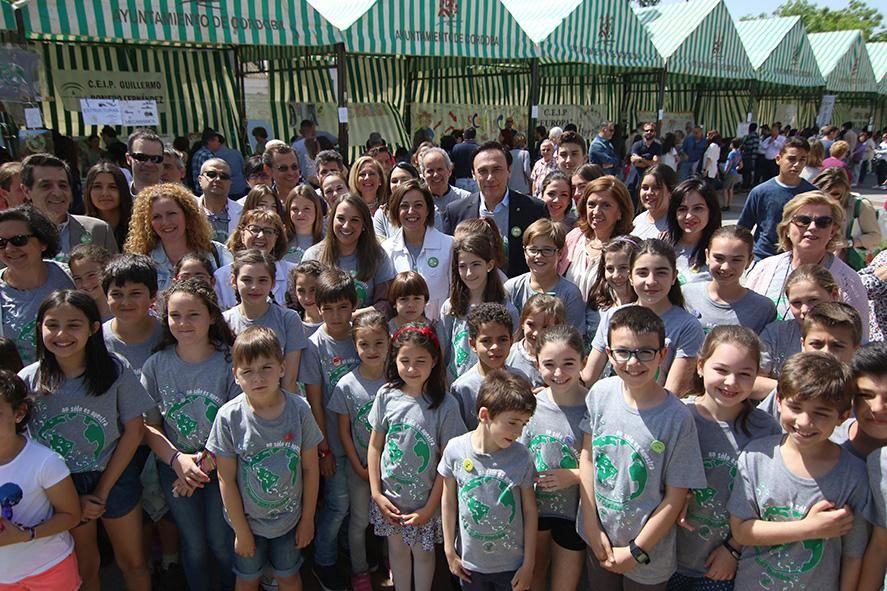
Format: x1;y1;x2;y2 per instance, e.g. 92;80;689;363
351;572;372;591
259;573;278;591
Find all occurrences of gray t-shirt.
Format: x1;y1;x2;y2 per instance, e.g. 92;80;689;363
676;399;781;577
0;262;74;365
297;325;360;456
518;390;585;521
301;245;395;308
759;320;801;377
206;391;323;538
438;432;534;574
504;274;585;331
756;389;781;426
223;304;308;354
102;319;164;377
328;368;386;467
577;377;707;585
369;386;466;512
450;364;529;430
866;447;887;590
682;283;777;334
141;348;240;454
283;234;315;265
727;435;871;591
632;213;668;240
827;419;867;460
19;356;155;473
591;304;704;385
675;244;711;286
506;341;543;389
439;299;519;383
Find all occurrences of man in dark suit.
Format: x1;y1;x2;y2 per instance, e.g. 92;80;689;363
443;141;547;277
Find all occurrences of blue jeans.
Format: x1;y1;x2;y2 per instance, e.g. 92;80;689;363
678;160;698;182
314;456;350;567
233;529;303;581
158;462;235;591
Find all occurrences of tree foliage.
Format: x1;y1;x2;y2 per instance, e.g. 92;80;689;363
740;0;886;41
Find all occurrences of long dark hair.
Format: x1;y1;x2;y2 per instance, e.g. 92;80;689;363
36;290;119;397
665;177;721;271
155;278;235;356
448;232;506;318
630;239;684;308
690;325;762;436
386;322;446;409
318;194;383;282
84;162;133;248
588;235;641;310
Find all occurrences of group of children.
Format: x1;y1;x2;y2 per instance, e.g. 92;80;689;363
1;220;886;591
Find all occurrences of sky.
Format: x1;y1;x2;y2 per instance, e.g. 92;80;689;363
660;0;853;21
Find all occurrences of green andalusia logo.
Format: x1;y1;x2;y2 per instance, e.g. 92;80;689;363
353;400;374;450
459;476;517;542
165;392;221;451
529;434;578;499
754;505;824;587
38;412;105;469
592;434;648;510
688;456;737;539
325;356;354;390
243;446;301;510
383;423;431;486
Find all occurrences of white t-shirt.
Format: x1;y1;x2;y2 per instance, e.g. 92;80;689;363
0;438;75;583
703;142;720;179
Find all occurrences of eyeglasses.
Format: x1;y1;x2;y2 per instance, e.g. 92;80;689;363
790;214;833;229
0;234;34;249
608;347;659;362
274;165;299;173
203;170;231;181
130;152;164;164
245;225;279;236
524;246;558;257
643;129;656;134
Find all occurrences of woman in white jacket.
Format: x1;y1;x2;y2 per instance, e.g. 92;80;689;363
381;179;453;321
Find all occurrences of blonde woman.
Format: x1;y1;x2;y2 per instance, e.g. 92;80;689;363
348;155;389;216
124;182;232;290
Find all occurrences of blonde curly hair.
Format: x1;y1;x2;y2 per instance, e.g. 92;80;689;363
777;191;845;253
124;183;213;256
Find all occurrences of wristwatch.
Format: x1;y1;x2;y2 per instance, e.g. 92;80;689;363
629;539;651;565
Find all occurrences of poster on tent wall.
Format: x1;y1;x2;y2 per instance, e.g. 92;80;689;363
774;104;798;128
52;70;169;120
847;107;870;128
411;103;527;143
537;105;609;138
816;95;836;127
637;112;695;136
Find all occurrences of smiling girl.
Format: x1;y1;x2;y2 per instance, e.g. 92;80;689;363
665;178;722;285
282;185;324;264
633;165;676;239
540;171;576;229
84;162;133;248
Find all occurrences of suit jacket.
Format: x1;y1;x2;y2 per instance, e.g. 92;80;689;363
68;214;119;254
443;190;548;277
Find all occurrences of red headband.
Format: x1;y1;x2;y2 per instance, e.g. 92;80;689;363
392;325;439;349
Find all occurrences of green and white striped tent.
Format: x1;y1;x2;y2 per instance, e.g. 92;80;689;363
868;42;887;96
634;0;754;81
808;30;877;94
12;0;343;47
735;16;824;88
0;0;15;32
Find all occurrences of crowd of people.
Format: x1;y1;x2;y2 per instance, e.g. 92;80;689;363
0;117;886;591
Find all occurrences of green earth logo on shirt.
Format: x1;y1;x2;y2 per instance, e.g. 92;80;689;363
166;394;220;452
529;434;577;499
383;423;431;486
37;412;105;470
326;356;354;390
754;505;824;587
688;457;737;539
454;329;470;369
592;434;648;511
17;319;37;364
243;446;301;511
353;400;374;450
459;475;517;542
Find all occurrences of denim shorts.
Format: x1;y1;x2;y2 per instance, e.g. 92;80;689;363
233;529;303;581
70;448;144;519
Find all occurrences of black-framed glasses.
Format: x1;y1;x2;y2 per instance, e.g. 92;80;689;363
274;165;299;173
790;214;833;229
203;170;231;181
245;225;279;237
608;347;659;362
130;152;164;164
524;246;558;257
0;234;34;249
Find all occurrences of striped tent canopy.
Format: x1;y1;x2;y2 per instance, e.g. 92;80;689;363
0;0;15;32
868;43;887;95
808;30;877;94
634;0;754;81
735;16;824;88
531;0;660;69
13;0;343;47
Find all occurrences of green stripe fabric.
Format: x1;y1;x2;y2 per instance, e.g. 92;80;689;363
868;43;887;95
808;31;878;94
0;0;15;32
735;17;824;88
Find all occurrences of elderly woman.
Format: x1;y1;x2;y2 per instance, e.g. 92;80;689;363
812;167;881;265
0;206;75;364
821;140;853;183
124;182;233;291
213;209;294;310
531;139;558;196
381;179;453;321
559;175;634;300
746;191;869;338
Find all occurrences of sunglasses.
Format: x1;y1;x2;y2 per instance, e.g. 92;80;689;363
274;165;299;173
608;347;659;362
130;152;164;164
0;234;34;249
203;170;231;181
790;214;833;229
